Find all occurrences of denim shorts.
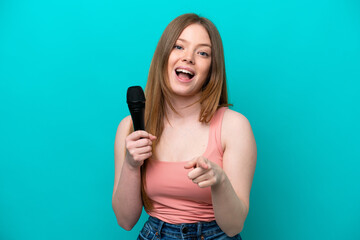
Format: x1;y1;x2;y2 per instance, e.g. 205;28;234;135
137;216;242;240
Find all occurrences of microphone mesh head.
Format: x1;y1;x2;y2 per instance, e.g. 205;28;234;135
127;86;145;103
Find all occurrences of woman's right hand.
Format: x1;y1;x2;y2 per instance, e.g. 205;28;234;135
125;130;157;170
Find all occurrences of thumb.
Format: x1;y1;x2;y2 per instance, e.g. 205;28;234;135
184;158;197;169
149;134;157;141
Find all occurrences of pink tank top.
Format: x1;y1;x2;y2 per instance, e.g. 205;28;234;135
145;107;227;224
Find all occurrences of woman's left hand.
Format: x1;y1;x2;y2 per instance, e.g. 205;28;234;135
184;156;225;188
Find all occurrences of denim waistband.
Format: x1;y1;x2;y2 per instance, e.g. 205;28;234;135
141;216;241;240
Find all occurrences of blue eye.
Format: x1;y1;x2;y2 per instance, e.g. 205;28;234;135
174;45;183;50
199;52;209;57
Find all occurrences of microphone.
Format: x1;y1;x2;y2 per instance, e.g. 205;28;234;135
127;86;145;131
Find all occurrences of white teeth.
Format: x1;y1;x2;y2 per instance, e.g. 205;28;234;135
176;68;194;76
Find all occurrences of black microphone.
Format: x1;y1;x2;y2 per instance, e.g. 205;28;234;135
127;86;145;131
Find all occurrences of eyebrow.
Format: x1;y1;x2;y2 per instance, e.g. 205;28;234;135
177;38;212;48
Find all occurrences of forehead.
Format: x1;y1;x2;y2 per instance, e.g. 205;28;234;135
177;23;211;46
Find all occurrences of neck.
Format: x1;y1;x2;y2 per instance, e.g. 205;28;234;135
165;93;202;124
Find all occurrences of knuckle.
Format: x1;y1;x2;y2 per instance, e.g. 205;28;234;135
129;149;136;155
135;131;143;139
125;134;132;140
128;131;138;140
126;141;133;148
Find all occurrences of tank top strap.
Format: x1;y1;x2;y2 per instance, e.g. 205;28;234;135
208;107;228;157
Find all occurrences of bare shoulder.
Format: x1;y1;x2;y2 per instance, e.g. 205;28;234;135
116;115;132;137
221;108;255;150
222;109;252;136
223;108;250;126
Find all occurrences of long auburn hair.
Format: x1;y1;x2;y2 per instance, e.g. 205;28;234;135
140;13;230;211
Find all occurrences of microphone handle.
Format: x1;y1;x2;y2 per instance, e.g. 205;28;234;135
129;107;145;131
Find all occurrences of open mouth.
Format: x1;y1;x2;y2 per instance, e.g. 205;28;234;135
175;68;195;81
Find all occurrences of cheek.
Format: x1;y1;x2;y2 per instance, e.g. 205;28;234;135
200;61;211;78
167;52;176;74
168;50;178;64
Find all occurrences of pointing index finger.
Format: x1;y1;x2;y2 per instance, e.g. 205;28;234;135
198;157;209;170
184;157;209;170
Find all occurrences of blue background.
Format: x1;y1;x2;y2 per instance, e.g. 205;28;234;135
1;0;359;239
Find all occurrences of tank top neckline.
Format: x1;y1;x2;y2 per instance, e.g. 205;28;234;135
150;125;212;164
150;107;226;164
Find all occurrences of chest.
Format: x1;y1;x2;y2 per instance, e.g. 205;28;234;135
155;123;210;162
146;161;212;204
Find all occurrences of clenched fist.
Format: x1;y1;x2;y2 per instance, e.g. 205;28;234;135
125;130;157;170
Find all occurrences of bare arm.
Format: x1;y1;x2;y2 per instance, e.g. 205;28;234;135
112;116;156;230
213;110;256;235
185;109;257;236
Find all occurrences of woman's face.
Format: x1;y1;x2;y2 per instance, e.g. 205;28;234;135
167;23;212;98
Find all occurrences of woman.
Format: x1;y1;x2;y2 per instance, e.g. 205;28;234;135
112;13;257;239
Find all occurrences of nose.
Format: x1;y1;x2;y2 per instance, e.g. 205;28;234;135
182;51;195;64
